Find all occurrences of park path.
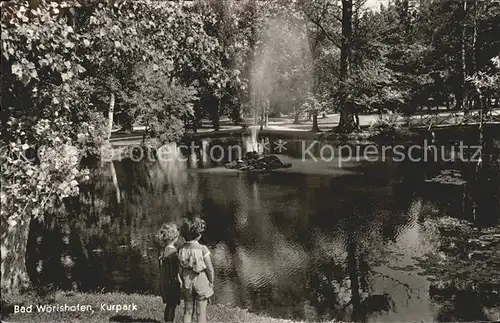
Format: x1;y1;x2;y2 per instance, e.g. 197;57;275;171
110;109;500;145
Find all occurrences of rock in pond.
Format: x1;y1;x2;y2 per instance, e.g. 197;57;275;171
225;152;291;171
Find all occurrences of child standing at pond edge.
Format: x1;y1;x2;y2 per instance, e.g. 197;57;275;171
178;216;214;323
158;223;181;323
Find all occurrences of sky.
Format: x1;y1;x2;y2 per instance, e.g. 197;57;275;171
365;0;390;10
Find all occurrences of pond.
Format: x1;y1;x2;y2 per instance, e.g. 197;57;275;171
28;138;500;322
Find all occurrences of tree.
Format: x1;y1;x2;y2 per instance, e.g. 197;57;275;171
302;93;327;132
173;0;248;132
467;55;500;111
1;0;103;294
127;64;197;147
1;0;241;295
301;0;375;132
203;0;251;125
407;0;500;112
335;0;356;131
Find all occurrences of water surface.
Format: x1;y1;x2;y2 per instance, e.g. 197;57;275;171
30;138;499;322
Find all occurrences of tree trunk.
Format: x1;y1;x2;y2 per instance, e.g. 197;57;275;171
209;97;220;132
260;99;265;130
337;101;357;132
193;105;203;133
107;93;115;142
472;0;478;75
119;111;134;133
294;106;300;124
213;116;220;132
400;0;410;41
335;0;355;132
230;100;242;125
1;214;31;296
142;119;149;145
311;111;319;132
347;237;363;322
455;88;464;111
306;17;322;132
457;0;468;112
471;0;479;111
340;0;352;84
110;161;121;205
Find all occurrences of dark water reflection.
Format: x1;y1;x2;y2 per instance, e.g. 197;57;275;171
28;139;500;322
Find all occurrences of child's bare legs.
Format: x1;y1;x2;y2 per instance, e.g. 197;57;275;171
164;305;176;323
183;299;194;323
195;299;208;323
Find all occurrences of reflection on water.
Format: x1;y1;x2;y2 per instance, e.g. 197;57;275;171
27;139;499;322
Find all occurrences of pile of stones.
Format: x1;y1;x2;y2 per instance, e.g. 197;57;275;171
225;151;292;171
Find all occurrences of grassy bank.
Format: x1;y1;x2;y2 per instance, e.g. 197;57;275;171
1;291;334;323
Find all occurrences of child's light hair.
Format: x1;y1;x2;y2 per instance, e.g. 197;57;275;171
157;222;179;244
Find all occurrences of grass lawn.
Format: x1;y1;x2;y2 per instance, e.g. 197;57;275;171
1;291;336;323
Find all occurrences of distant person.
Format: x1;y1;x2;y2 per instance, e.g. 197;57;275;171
158;223;182;323
178;216;214;323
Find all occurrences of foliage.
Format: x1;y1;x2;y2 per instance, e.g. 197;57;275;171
127;64;197;146
200;0;251;124
301;93;327;115
467;55;500;99
416;217;500;307
81;0;243;130
344;57;404;112
0;0;246;293
297;0;500;120
1;0;246;221
1;1;105;227
370;111;403;132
